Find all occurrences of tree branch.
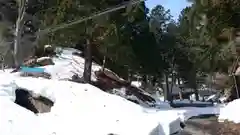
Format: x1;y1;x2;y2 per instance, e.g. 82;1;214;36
37;0;144;35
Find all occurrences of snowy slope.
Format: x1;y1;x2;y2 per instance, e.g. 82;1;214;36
218;99;240;123
0;47;224;135
42;47;101;81
0;75;182;135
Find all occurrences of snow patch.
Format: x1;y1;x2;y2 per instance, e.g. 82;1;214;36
218;99;240;123
131;81;142;88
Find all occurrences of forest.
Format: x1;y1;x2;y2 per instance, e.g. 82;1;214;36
0;0;240;101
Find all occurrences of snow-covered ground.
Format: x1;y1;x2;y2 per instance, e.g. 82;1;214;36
0;47;224;135
0;73;182;135
43;47;102;81
218;99;240;123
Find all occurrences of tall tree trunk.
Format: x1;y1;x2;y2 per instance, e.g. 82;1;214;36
233;75;240;98
170;73;174;94
102;55;106;71
152;76;157;87
164;73;171;101
101;47;107;71
190;69;199;101
13;0;27;67
141;74;147;89
13;19;21;67
83;38;92;83
127;69;131;82
177;74;181;85
229;56;240;101
170;58;176;93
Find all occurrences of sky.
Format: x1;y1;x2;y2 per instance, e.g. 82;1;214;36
145;0;192;20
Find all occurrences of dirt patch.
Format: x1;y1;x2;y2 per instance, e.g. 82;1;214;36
217;121;240;135
180;117;240;135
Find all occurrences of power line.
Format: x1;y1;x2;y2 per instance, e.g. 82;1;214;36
38;0;145;35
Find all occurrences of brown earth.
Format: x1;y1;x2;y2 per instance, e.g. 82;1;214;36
179;117;240;135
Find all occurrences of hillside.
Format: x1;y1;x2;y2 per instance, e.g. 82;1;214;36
0;47;232;135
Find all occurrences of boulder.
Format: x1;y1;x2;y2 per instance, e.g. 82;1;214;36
14;89;54;113
21;57;54;67
36;57;54;66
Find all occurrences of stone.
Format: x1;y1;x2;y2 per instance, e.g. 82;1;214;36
14;89;54;113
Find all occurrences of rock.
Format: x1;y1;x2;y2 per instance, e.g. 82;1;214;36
22;57;54;67
15;89;54;113
43;45;56;57
36;57;54;66
70;74;85;83
72;51;84;57
20;72;51;79
23;58;37;67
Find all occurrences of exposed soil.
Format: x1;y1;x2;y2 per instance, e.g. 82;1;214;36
179;117;240;135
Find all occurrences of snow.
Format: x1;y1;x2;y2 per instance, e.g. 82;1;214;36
219;96;227;103
173;99;213;105
0;98;47;135
206;94;217;101
218;99;240;123
235;66;240;75
0;47;224;135
154;99;172;109
0;75;181;135
44;47;101;81
173;106;221;121
131;81;142;88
